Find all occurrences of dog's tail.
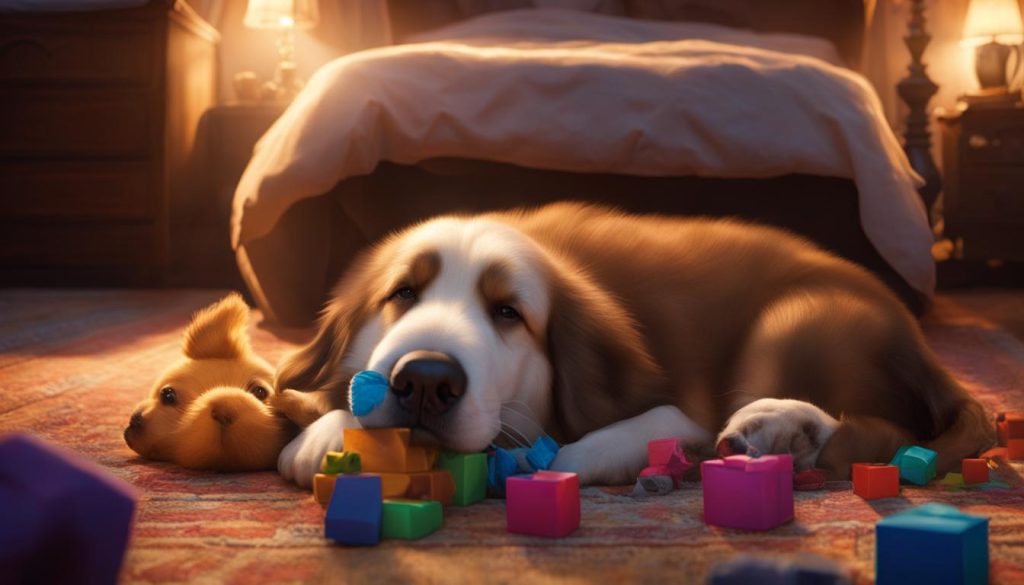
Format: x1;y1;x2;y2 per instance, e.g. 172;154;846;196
889;330;996;474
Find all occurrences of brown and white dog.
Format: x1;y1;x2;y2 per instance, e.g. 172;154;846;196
274;203;994;488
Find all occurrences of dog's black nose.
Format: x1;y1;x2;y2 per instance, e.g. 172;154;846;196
390;350;467;416
129;412;144;431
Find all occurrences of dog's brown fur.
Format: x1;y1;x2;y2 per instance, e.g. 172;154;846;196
276;203;995;479
125;294;296;471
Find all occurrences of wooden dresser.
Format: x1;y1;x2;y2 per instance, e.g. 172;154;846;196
940;102;1024;262
0;0;218;285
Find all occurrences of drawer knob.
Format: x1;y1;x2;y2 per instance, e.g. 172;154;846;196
968;134;989;149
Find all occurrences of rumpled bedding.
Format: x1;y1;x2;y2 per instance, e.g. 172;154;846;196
233;9;934;294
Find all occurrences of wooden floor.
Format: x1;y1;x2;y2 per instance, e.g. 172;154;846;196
1;288;1024;584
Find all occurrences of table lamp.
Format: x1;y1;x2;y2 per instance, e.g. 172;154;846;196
244;0;319;101
962;0;1023;95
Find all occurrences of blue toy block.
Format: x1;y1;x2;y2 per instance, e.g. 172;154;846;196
708;553;850;584
325;474;383;546
525;435;560;470
889;445;937;485
876;503;988;585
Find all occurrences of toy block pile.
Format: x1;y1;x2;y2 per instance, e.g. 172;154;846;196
701;453;794;531
319;428;487;545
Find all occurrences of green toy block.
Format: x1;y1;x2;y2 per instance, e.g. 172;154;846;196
321;451;361;475
889;445;937;485
438;452;487;506
942;472;965;487
381;499;443;540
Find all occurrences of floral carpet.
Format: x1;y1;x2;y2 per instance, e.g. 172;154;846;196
1;288;1023;584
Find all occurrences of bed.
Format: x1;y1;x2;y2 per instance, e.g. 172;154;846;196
231;0;935;326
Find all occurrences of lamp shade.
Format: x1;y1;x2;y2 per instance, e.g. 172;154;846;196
244;0;319;30
962;0;1024;45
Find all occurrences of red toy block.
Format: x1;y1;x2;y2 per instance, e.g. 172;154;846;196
701;454;793;531
852;463;900;500
962;458;989;485
506;471;580;538
793;468;826;491
641;438;692;487
996;413;1024;459
405;470;456;505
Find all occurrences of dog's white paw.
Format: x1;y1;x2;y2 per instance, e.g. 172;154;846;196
717;398;838;470
278;409;358;488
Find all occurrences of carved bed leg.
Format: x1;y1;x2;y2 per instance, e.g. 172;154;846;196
898;0;941;226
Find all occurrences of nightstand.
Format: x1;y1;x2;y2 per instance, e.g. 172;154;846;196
169;102;285;287
939;102;1024;261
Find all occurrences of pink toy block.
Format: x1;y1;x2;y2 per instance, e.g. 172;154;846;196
648;438;681;466
701;454;794;531
641;438;692;487
506;471;580;538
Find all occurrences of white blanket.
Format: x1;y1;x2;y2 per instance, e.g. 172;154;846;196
233;9;934;294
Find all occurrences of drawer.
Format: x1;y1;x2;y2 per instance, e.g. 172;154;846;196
0;90;153;158
961;126;1024;168
0;162;156;219
0;221;165;267
949;170;1024;220
0;22;154;86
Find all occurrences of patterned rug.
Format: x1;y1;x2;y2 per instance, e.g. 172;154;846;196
2;288;1023;584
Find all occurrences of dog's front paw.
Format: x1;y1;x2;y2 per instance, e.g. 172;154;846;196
716;398;838;470
278;409;357;488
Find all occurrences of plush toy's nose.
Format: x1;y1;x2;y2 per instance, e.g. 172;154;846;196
129;412;144;431
211;404;237;426
390;350;467;416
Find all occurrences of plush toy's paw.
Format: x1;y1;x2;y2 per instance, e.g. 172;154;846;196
277;410;358;488
716;398;839;470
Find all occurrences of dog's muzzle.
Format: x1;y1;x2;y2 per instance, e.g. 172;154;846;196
389;350;467;417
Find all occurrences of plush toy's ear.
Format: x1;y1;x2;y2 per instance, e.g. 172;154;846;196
183;293;251;360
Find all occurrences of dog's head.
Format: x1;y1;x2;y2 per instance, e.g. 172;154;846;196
124;294;292;471
276;211;664;452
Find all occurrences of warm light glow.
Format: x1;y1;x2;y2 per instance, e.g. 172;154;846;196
244;0;318;31
962;0;1024;46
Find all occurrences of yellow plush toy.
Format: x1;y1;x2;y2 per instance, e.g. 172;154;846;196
124;293;296;471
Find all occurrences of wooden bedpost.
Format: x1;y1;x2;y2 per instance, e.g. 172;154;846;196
898;0;941;225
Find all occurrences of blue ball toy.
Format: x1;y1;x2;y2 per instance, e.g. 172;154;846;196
350;370;389;416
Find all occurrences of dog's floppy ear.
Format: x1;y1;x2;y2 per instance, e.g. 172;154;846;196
274;251;380;404
545;261;667;442
183;293;251;360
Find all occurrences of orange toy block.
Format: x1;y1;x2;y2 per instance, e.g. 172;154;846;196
343;428;438;472
314;472;410;507
405;470;456;505
962;458;989;485
344;428;410;472
314;473;337;507
852;463;899;500
405;446;439;473
379;473;413;498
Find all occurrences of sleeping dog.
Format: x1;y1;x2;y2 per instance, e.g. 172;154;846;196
275;203;994;487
